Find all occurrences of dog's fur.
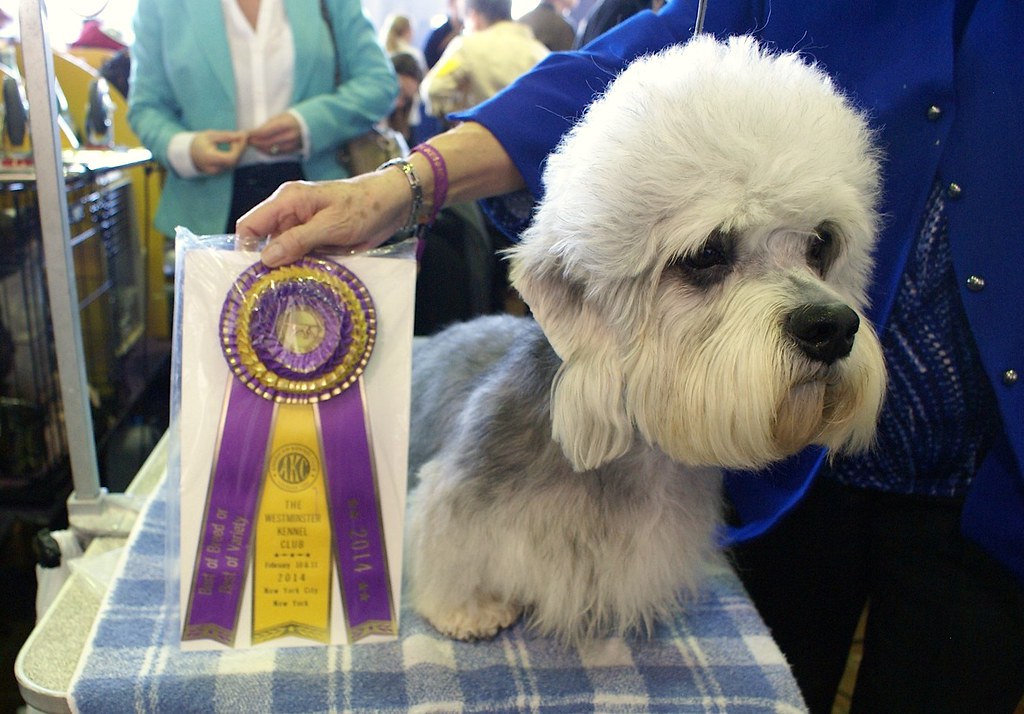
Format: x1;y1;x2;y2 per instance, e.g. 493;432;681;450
406;36;887;644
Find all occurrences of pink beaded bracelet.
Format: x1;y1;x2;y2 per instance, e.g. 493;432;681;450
412;142;448;226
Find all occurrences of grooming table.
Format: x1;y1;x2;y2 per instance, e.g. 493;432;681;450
24;449;807;713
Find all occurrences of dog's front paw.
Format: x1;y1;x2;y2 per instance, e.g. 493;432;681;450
423;598;522;641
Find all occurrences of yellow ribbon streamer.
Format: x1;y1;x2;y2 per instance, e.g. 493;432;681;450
252;403;334;644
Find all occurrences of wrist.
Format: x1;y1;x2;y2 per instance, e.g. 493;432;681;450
170;131;202;179
411;143;448;226
376;147;450;239
378;157;425;237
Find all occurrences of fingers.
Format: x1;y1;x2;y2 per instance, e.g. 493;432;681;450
235;175;405;267
236;181;333;266
192;130;247;174
236;181;311;241
259;229;380;267
220;135;248;164
248;113;302;155
249;135;301;156
205;130;247;145
248;125;295;145
250;113;300;139
259;224;323;267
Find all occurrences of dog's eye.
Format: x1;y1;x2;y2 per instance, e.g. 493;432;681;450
684;245;731;271
682;230;734;271
670;231;735;288
807;223;839;277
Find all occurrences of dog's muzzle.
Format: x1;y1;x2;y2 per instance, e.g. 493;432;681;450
785;303;861;365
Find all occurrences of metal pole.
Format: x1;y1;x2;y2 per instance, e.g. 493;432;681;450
694;0;708;35
19;0;103;504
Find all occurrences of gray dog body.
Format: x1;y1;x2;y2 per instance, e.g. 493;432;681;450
407;316;722;642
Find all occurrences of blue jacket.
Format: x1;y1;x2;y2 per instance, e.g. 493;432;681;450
459;0;1024;584
129;0;398;236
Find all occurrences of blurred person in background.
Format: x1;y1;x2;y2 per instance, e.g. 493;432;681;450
518;0;577;51
70;17;129;52
128;0;397;236
423;0;463;69
69;16;132;98
387;51;425;146
573;0;663;48
379;13;427;70
421;0;548;122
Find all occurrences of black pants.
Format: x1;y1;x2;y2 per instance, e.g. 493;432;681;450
414;202;498;336
730;475;1024;714
226;162;303;232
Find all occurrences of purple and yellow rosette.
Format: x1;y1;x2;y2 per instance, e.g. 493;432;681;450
183;256;396;646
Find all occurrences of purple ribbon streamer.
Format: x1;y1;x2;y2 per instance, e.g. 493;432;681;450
183;379;273;644
320;385;395;638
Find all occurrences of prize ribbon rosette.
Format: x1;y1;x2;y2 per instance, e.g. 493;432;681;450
182;256;396;646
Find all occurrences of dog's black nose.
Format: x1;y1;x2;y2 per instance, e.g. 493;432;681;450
786;303;860;364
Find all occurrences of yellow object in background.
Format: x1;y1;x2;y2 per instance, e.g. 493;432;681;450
51;48;170;340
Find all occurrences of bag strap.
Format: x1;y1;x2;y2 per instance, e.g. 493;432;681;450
319;0;341;87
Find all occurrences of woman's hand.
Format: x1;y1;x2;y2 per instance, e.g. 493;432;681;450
236;170;414;266
248;112;303;156
236;122;526;267
190;130;247;174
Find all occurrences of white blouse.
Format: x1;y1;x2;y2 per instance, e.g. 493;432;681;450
168;0;311;177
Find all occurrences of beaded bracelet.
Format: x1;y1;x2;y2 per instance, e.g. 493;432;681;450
412;143;449;226
378;157;423;237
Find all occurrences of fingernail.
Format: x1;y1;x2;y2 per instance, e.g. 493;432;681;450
262;242;285;266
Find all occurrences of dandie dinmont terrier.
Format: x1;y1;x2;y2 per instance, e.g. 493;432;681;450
406;36;887;644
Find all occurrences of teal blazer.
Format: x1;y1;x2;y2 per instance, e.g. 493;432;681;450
129;0;398;236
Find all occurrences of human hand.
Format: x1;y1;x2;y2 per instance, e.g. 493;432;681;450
235;170;413;267
190;130;247;175
237;122;525;267
247;112;303;157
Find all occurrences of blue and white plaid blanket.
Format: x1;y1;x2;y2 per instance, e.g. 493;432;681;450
69;479;806;713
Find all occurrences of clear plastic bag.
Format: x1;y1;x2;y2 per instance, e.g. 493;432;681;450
166;228;417;649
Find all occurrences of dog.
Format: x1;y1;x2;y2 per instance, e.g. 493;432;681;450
405;35;887;645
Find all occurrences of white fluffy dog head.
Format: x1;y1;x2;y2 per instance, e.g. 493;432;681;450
509;35;887;472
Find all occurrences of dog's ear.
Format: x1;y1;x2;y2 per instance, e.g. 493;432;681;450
509;247;634;471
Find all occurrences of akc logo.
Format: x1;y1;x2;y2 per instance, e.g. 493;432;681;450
269;444;320;492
